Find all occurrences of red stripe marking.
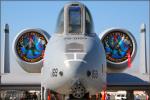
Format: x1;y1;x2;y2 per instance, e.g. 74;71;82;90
127;49;131;68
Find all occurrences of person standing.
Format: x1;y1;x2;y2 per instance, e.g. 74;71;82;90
33;92;37;100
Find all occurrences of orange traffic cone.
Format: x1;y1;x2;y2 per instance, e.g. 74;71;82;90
101;91;106;100
48;91;51;100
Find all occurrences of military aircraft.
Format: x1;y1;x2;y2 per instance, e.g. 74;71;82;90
2;1;140;100
41;2;107;100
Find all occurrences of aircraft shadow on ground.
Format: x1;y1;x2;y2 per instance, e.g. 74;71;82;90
107;73;150;85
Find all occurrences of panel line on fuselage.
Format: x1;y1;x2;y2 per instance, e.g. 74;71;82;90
64;52;87;64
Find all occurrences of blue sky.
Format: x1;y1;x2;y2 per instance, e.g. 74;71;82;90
0;1;149;73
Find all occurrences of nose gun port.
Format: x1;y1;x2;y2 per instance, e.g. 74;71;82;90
71;81;86;99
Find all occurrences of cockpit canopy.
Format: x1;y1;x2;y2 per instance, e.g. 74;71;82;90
55;2;94;34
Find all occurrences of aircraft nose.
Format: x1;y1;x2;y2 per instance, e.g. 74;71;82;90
63;54;89;99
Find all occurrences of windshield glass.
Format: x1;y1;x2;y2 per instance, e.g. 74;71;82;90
69;6;82;33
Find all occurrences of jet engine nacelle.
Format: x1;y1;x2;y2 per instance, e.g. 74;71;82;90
100;28;137;72
13;28;50;73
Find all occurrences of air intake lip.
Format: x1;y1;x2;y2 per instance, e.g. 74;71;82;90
100;28;137;70
13;28;50;73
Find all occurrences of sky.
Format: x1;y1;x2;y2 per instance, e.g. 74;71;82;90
0;1;149;74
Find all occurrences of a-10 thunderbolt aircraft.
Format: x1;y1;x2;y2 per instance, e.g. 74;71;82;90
41;2;107;100
11;1;137;100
